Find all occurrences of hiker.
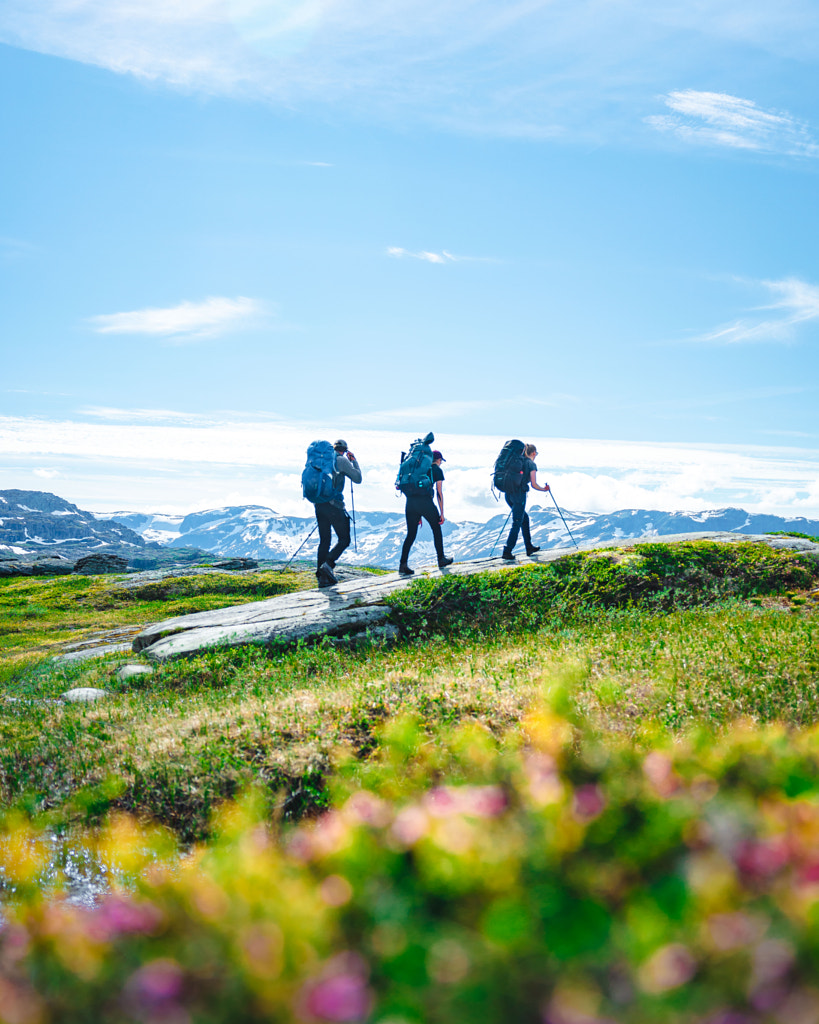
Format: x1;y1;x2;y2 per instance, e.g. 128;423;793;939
396;437;453;576
501;443;549;561
302;438;362;587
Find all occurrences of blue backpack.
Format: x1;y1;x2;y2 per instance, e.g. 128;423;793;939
302;441;339;504
396;433;434;496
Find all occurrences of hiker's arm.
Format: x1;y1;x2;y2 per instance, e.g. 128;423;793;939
436;479;445;524
337;454;362;485
530;470;549;492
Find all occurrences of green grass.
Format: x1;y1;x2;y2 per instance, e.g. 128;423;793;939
0;540;817;840
2;539;819;1021
0;569;313;677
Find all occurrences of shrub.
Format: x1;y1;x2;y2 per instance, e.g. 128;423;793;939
387;541;818;638
6;714;819;1022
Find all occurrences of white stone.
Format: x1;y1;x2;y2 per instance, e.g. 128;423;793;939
61;687;109;703
115;664;154;682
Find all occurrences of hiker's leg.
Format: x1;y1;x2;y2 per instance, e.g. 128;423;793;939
326;506;351;566
421;500;445;561
315;504;332;569
520;505;533;550
504;493;525;551
400;497;421;564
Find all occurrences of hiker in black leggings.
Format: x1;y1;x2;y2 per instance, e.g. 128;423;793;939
399;450;453;575
502;442;549;560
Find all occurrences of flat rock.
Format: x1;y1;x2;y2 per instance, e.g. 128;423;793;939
132;532;819;663
61;687;110;703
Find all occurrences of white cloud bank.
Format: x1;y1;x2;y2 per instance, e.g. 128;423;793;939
88;296;263;341
647;90;819;157
0;412;817;522
695;278;819;344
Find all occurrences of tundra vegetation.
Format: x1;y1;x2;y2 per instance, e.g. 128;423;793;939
1;539;818;1023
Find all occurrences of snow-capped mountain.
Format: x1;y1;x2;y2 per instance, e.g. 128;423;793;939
0;490;144;555
98;504;819;568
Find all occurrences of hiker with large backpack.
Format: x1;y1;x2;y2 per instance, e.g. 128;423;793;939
301;438;362;587
493;441;549;561
395;432;454;576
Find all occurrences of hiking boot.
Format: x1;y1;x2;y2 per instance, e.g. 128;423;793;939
501;548;515;561
317;562;338;586
398;563;414;576
525;545;541;555
438;556;454;568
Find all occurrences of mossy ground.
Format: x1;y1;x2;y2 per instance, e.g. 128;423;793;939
0;568;313;678
1;541;817;842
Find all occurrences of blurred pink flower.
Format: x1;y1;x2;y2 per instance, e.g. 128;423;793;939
425;785;506;819
300;953;373;1023
125;958;184;1012
642;752;679;798
572;784;606;821
88;895;162;941
391;806;429;846
734;839;789;880
344;792;390;828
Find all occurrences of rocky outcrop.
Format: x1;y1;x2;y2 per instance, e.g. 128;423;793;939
74;553;129;574
212;558;259;570
32;555;73;576
132;532;819;663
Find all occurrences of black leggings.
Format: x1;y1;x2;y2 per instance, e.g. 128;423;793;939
315;502;351;568
504;491;533;552
400;495;445;564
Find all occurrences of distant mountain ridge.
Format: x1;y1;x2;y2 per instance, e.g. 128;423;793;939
0;490;144;555
4;490;817;568
99;503;819;568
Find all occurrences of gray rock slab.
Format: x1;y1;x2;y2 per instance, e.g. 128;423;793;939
61;687;109;703
55;642;135;664
132;532;819;663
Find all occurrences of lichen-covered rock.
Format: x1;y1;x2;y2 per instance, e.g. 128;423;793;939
74;553;128;575
0;561;33;577
212;558;259;570
32;556;73;575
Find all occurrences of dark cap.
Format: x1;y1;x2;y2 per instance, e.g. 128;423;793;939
333;439;348;451
432;450;445;462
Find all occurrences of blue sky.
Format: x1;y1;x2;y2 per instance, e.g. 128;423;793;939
1;0;818;520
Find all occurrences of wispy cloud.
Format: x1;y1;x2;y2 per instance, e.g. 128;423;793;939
87;296;264;342
7;0;816;141
386;247;493;264
646;90;819;157
696;278;819;344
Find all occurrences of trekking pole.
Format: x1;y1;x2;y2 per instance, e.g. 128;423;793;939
281;524;318;571
490;511;512;557
549;490;579;550
350;484;358;553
